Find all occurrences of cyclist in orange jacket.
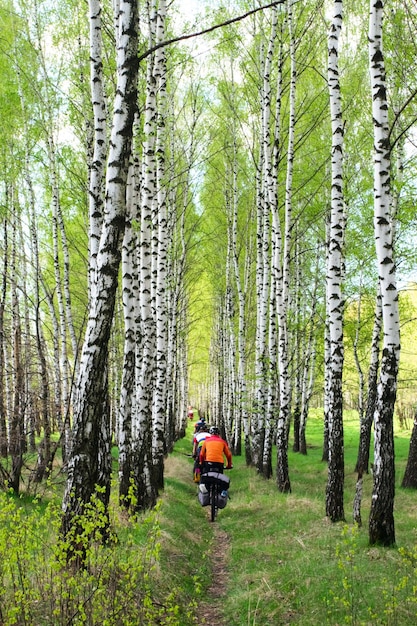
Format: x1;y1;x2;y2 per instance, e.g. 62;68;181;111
199;426;233;474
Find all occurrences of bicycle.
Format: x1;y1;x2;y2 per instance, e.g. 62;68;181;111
199;465;231;522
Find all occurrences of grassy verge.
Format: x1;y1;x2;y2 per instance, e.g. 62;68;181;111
160;412;417;625
1;412;416;625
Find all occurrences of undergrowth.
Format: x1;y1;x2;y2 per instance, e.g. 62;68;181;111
0;489;199;625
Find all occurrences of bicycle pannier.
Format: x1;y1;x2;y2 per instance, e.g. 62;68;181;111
216;492;228;509
198;483;210;506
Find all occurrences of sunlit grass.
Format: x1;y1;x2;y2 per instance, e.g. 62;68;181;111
160;410;417;625
1;410;415;625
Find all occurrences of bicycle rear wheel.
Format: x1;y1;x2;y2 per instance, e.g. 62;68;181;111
210;484;217;522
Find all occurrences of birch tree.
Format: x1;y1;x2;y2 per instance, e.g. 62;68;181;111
253;8;276;473
275;0;294;493
259;5;278;480
229;134;248;457
368;0;400;546
132;0;158;511
164;80;203;447
118;146;140;505
325;0;345;523
88;0;108;299
152;0;168;490
62;0;139;542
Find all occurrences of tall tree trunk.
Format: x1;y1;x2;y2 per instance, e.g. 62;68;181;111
368;0;400;547
275;0;294;494
231;134;246;457
325;0;345;523
153;0;169;491
23;132;53;483
62;0;139;545
118;160;139;506
88;0;108;300
133;0;158;511
255;8;277;476
292;239;302;453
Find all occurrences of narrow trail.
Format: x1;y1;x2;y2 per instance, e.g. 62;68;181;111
164;452;231;626
198;521;230;626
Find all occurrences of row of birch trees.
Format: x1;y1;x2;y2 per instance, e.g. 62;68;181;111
193;0;416;547
0;0;416;549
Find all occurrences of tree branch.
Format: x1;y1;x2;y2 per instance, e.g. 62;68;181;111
388;87;417;153
138;1;285;64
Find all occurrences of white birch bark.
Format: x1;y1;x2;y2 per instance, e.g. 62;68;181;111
133;0;158;509
322;215;331;462
275;0;293;493
292;237;302;453
165;150;185;446
231;135;247;456
253;154;268;469
368;0;400;546
152;0;168;490
223;187;238;446
353;274;365;422
118;152;140;505
164;92;200;445
325;0;345;522
62;0;139;538
22;194;52;481
262;7;279;479
88;0;108;301
253;20;273;472
50;153;72;450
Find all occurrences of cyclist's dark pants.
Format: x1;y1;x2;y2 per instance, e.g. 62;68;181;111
202;461;224;474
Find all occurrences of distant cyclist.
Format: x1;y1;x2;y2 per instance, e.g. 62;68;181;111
199;426;233;474
192;423;209;459
193;413;206;434
192;423;209;482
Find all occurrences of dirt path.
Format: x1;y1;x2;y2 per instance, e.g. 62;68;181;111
164;453;231;626
198;520;230;626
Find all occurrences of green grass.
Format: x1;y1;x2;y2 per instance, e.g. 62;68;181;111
160;411;417;625
1;411;417;625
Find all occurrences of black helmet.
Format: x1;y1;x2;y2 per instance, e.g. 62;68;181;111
209;426;220;435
